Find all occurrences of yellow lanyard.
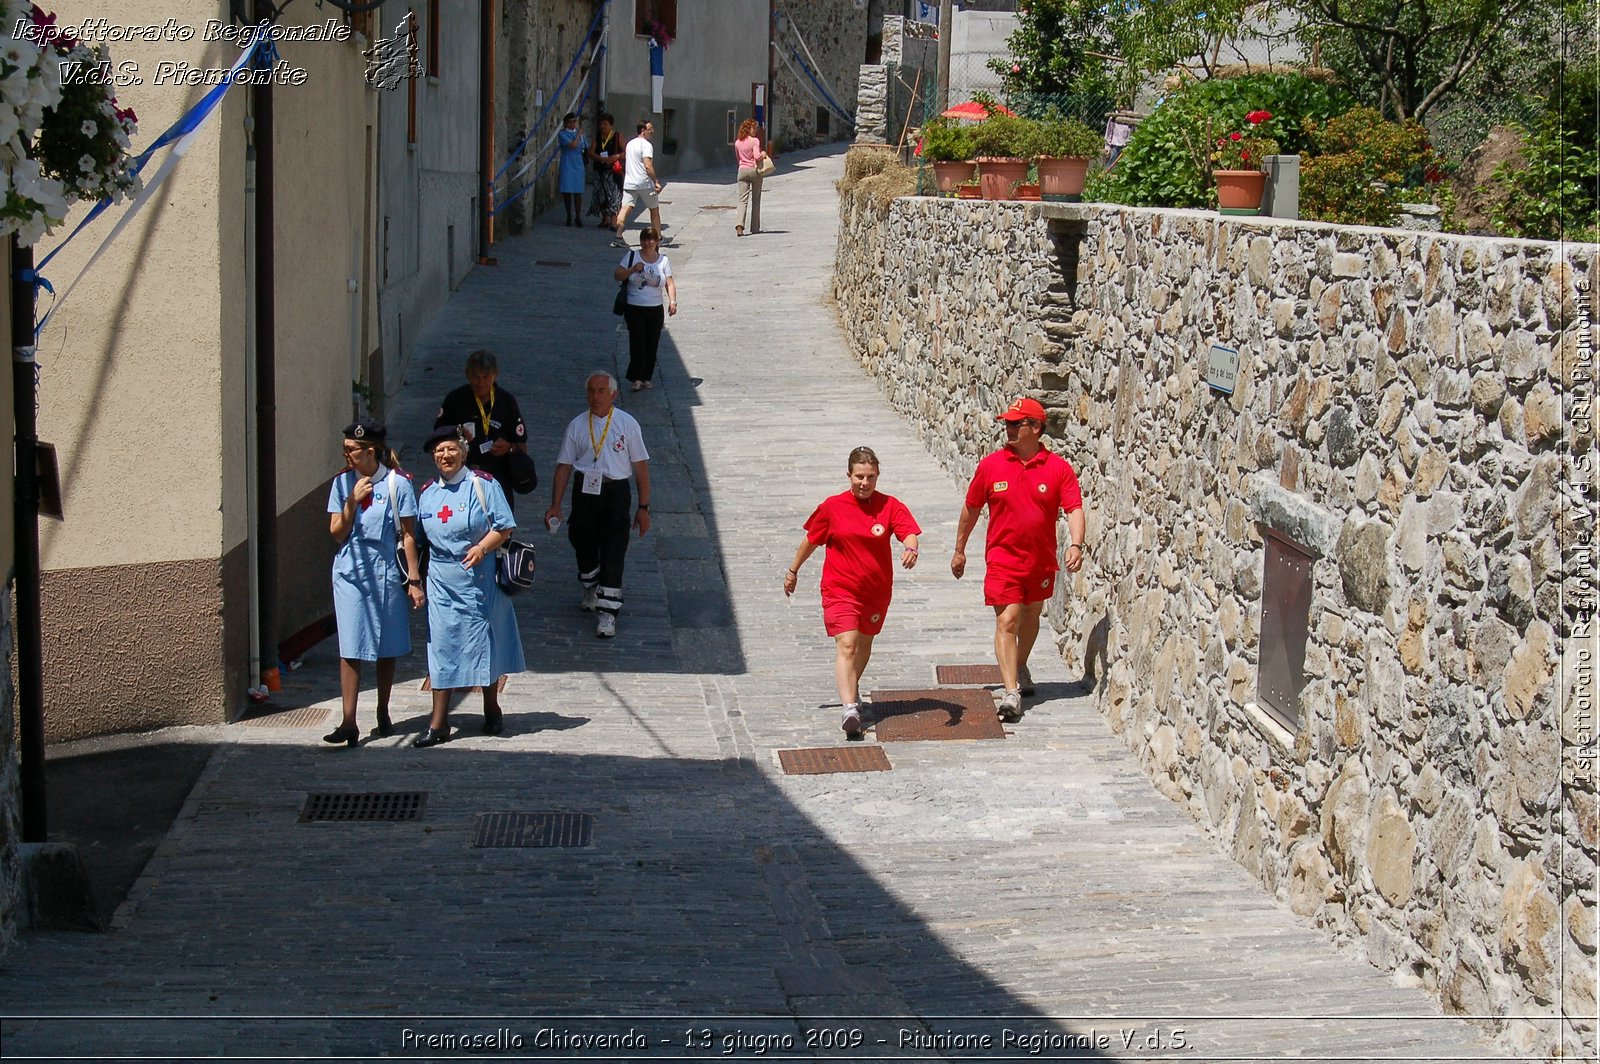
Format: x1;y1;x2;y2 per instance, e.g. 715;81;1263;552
588;410;614;462
473;387;495;440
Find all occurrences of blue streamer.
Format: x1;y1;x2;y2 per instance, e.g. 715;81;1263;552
18;269;53;295
494;1;608;182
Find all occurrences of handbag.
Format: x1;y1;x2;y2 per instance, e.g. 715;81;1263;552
756;154;774;177
384;468;427;583
611;250;635;316
471;477;535;594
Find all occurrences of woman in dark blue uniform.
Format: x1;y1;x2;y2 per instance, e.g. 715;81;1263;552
324;420;424;746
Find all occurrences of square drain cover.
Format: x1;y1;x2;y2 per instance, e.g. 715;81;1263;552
239;705;334;728
778;746;891;775
300;791;427;822
870;688;1006;741
936;663;1003;685
473;812;593;848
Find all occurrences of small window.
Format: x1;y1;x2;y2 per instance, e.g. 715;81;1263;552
816;106;830;138
1257;527;1315;731
426;0;440;76
634;0;677;40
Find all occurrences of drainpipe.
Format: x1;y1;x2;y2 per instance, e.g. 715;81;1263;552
11;237;45;841
477;0;495;262
252;46;278;685
936;0;951;116
243;103;261;704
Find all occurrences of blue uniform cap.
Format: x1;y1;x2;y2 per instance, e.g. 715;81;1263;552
343;418;387;442
423;424;467;452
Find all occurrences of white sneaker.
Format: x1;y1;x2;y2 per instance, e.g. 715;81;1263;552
997;688;1023;723
840;704;864;737
580;586;599;612
596;612;616;638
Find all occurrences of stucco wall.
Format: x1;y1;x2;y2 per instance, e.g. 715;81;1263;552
39;2;376;735
833;180;1598;1059
376;0;481;417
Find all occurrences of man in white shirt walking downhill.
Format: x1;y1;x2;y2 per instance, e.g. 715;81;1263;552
613;117;664;247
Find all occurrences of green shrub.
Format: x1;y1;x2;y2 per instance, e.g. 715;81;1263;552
970;112;1033;158
921;119;977;162
1300;107;1432;226
1490;56;1600;241
1030;107;1103;157
1097;72;1352;207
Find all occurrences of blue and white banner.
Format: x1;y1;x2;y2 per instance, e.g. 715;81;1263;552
649;39;664;114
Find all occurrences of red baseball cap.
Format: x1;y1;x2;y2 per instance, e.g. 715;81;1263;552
998;397;1046;422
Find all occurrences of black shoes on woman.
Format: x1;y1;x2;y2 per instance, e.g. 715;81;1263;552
322;723;359;747
369;712;394;738
412;726;451;748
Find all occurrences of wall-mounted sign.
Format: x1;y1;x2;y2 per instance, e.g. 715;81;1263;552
1207;343;1240;395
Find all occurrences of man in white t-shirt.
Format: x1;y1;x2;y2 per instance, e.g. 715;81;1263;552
613;117;664;247
545;371;653;638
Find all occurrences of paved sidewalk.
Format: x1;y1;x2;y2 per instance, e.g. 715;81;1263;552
0;147;1501;1061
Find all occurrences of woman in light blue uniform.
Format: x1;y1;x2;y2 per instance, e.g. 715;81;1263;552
557;111;589;226
324;419;424;747
413;425;526;747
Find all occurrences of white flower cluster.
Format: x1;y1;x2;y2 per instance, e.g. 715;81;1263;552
0;0;67;244
0;1;142;245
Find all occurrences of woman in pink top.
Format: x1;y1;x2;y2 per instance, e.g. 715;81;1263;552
733;119;769;237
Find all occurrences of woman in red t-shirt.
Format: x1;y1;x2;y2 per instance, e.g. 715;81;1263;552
783;447;922;736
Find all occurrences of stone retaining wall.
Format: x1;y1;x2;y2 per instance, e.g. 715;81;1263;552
834;175;1598;1059
856;17;938;147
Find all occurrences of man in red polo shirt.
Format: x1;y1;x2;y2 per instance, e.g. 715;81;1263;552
950;397;1086;722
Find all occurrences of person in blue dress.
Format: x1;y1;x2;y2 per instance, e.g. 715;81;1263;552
324;419;424;747
558;111;589;226
413;425;526;747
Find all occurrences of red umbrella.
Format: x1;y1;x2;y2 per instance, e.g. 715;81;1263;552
941;100;1016;121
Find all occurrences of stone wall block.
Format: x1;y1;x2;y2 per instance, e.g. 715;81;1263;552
1336;518;1393;614
1499;860;1560;1001
1321;758;1371;880
1502;619;1555;722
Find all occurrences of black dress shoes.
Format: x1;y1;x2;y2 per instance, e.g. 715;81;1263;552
322;723;359;748
412;726;451;748
370;713;394;738
482;714;504;736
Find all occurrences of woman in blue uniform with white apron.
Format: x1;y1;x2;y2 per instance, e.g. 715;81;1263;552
324;419;424;747
413;425;526;746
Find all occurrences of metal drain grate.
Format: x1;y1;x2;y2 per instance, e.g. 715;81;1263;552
871;688;1007;741
778;746;891;775
936;663;1003;686
535;260;572;267
300;791;428;822
240;706;335;728
472;812;593;848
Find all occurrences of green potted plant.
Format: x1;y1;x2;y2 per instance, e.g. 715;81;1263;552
1032;108;1102;202
969;94;1032;200
921;118;978;193
1211;109;1278;214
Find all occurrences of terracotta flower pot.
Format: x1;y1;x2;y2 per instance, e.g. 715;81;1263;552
1214;169;1267;215
955;184;983;200
931;160;977;194
977;157;1030;201
1014;182;1042;201
1037;156;1091;201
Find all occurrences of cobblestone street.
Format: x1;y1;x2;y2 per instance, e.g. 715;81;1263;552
0;147;1504;1061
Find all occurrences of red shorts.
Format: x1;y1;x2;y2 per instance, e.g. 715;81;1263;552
822;594;890;636
984;569;1056;607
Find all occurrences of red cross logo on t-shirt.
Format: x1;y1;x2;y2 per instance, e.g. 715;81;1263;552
437;504;454;524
